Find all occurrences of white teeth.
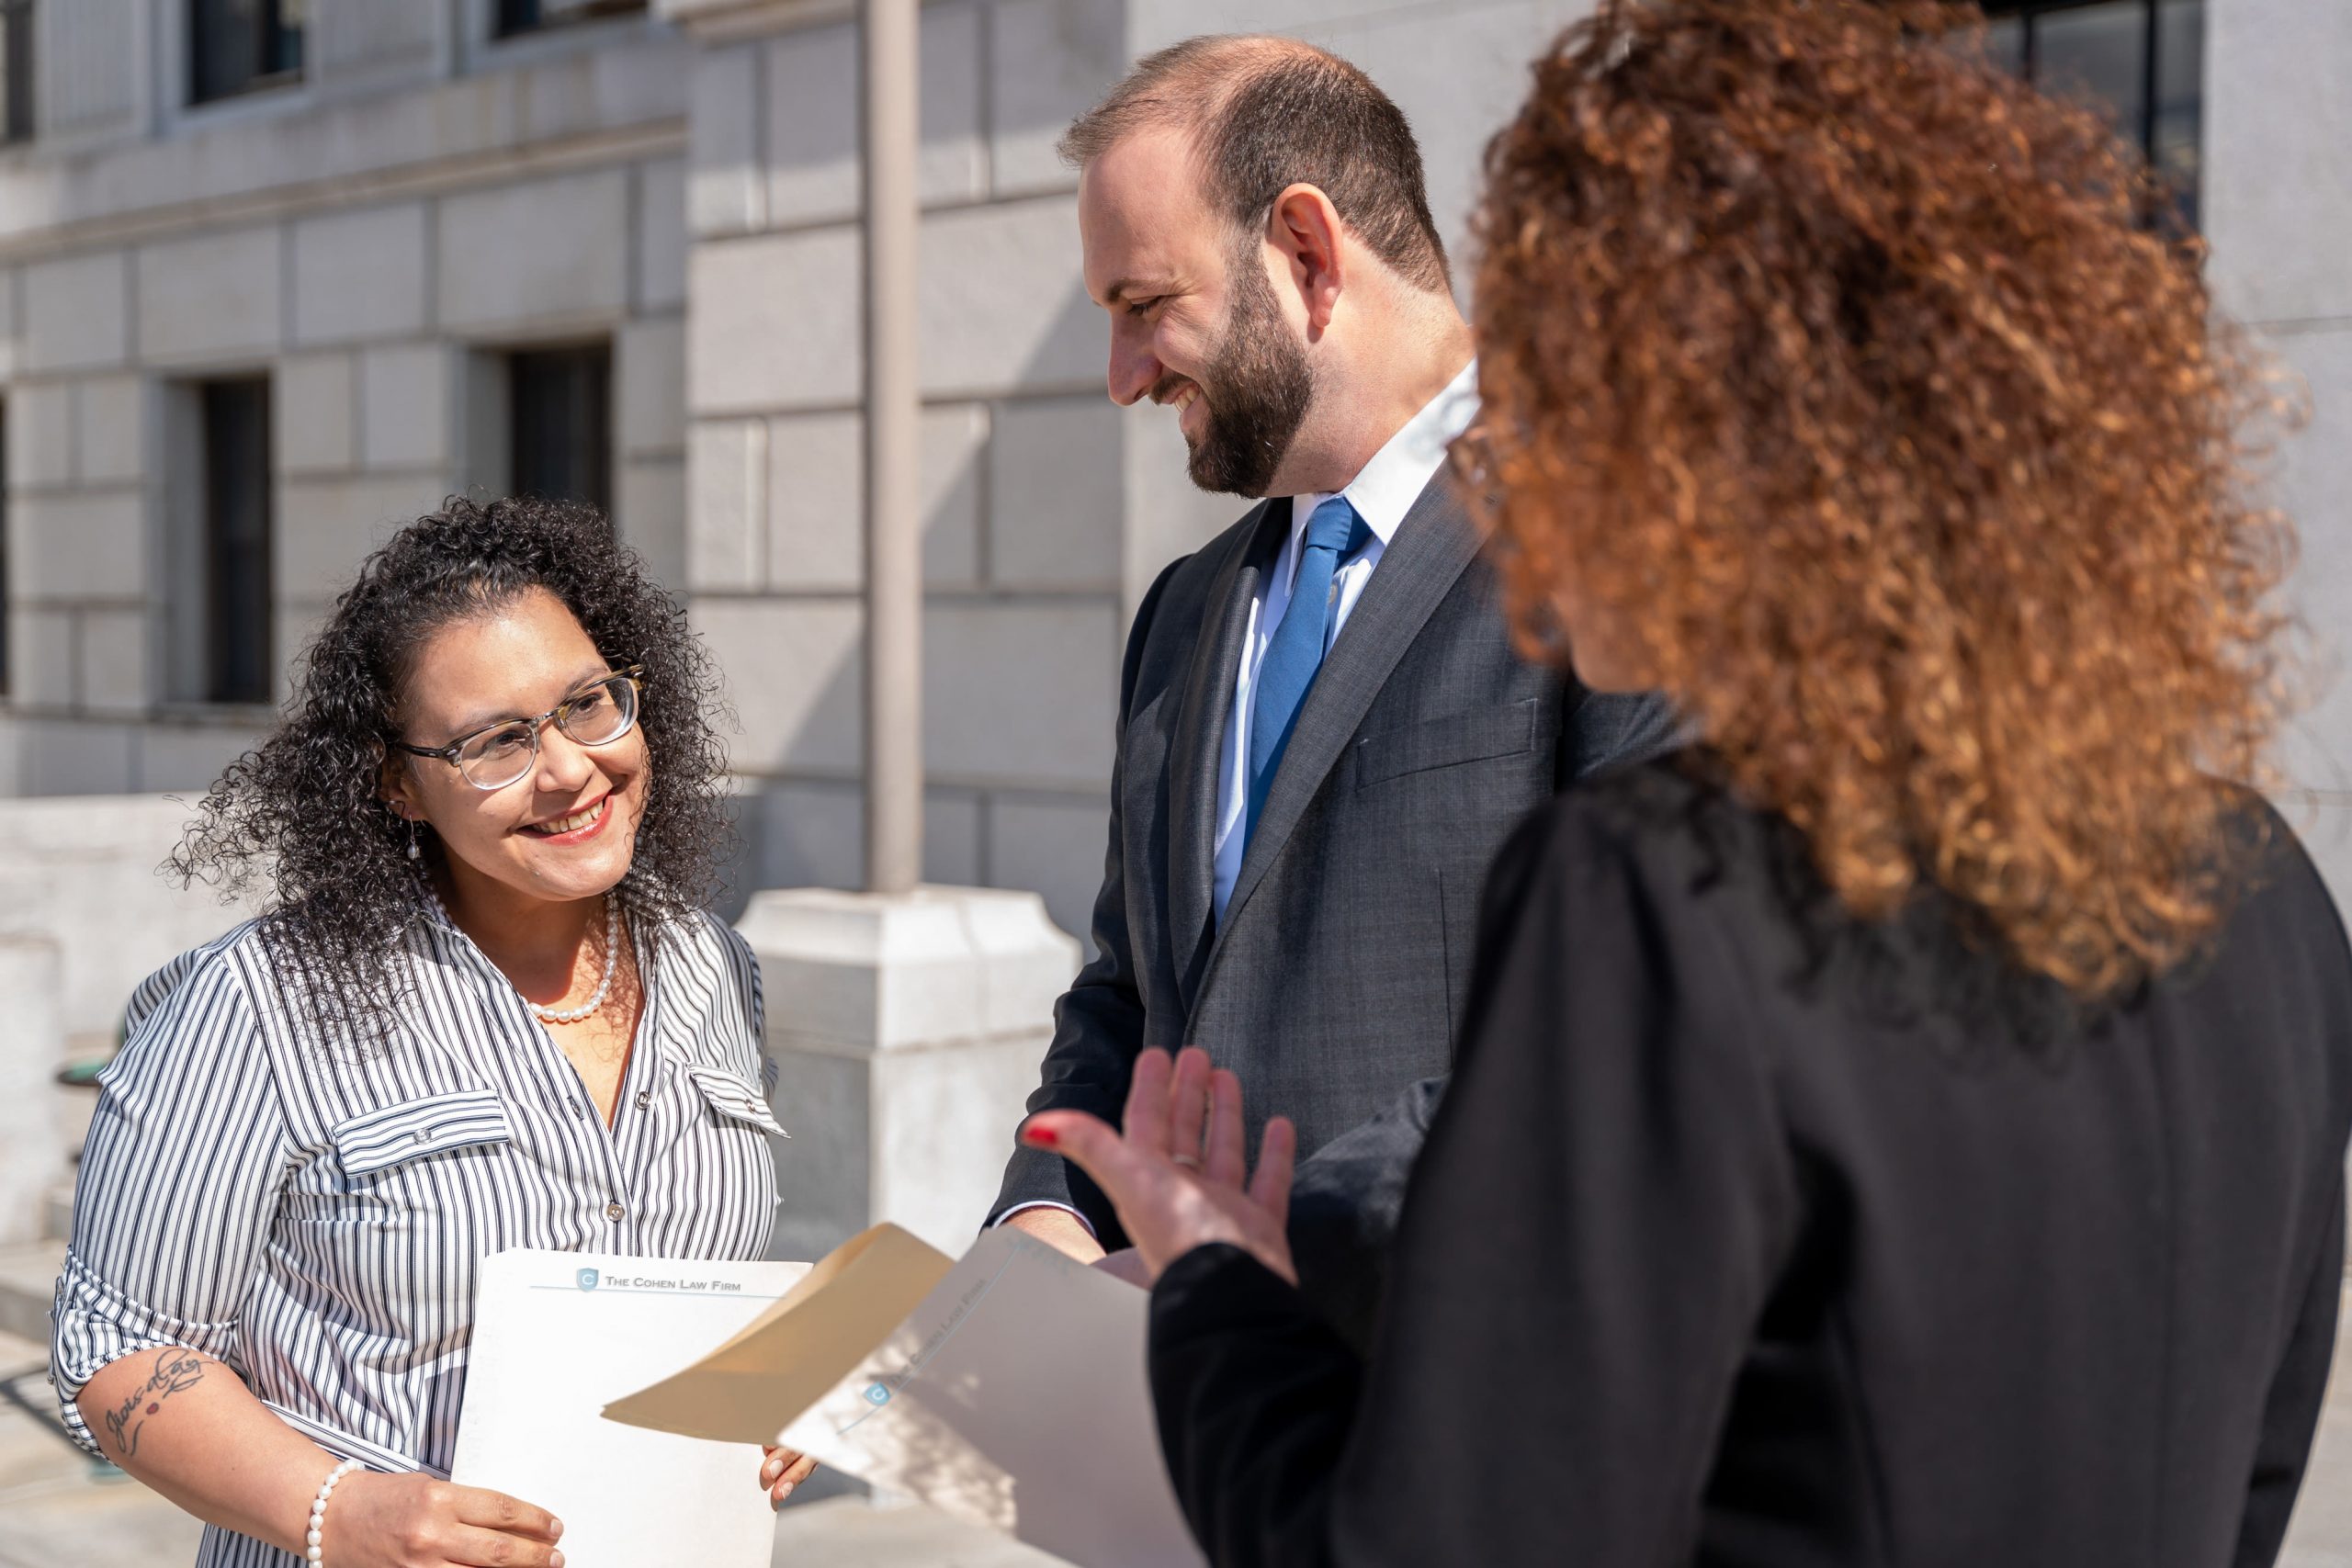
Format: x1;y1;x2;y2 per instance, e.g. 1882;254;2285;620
535;800;605;835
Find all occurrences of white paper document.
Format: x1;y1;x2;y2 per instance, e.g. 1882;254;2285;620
605;1225;1206;1568
451;1249;810;1568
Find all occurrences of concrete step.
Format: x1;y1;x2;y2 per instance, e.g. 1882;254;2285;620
44;1180;74;1243
0;1240;62;1348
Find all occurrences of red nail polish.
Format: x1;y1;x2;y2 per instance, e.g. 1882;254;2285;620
1023;1124;1060;1149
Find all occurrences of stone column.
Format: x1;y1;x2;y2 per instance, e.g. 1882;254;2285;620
660;0;1094;1268
863;0;925;895
739;885;1080;1260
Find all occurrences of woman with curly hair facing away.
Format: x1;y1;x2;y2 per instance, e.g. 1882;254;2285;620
49;496;816;1568
1020;3;2352;1563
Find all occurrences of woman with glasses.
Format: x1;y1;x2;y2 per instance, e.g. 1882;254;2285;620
49;496;815;1568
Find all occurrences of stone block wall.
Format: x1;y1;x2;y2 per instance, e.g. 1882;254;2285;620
0;0;2343;941
680;0;1157;944
2205;0;2352;911
675;0;1628;942
0;0;690;798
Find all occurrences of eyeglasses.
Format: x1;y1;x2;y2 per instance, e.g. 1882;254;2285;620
392;666;646;791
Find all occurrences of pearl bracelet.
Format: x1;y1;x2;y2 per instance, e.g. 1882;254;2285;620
305;1458;365;1564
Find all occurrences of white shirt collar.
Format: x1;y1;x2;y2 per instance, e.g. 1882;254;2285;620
1292;357;1479;546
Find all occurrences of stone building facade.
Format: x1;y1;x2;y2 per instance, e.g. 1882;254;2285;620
0;3;693;810
0;0;2343;944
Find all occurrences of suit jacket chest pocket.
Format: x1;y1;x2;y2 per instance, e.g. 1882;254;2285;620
1351;697;1543;791
293;1089;515;1231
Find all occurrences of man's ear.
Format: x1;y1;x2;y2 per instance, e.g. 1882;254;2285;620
1266;183;1345;335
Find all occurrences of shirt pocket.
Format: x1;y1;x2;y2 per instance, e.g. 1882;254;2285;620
329;1089;514;1181
1352;697;1544;791
685;1066;791;1141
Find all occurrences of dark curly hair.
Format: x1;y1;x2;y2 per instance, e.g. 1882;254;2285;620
170;494;733;1049
1466;0;2298;998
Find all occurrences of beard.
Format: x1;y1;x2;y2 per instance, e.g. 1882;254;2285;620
1176;254;1315;498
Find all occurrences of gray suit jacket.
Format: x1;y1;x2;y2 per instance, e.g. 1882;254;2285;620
991;474;1675;1340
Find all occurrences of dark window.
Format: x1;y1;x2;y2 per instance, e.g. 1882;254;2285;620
495;0;648;39
510;344;613;517
190;0;305;107
1984;1;2204;229
0;399;9;697
199;378;273;705
0;0;34;144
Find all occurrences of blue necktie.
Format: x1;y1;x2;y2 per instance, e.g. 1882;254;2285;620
1246;496;1371;843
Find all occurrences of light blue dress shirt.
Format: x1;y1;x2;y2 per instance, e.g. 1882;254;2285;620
1211;360;1480;922
995;358;1479;1238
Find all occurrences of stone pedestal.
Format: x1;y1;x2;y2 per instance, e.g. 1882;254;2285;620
737;884;1080;1260
0;935;67;1247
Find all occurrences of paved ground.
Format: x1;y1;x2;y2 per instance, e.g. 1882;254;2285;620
2287;1292;2352;1568
0;1321;1054;1568
3;1303;2347;1567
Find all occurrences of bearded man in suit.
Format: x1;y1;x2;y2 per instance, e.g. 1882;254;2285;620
989;34;1675;1342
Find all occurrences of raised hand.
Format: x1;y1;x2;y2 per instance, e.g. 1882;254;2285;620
1019;1046;1297;1287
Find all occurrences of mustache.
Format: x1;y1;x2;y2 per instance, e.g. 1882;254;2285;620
1148;374;1202;407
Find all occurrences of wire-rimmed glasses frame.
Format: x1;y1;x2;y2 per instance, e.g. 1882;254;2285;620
390;664;647;791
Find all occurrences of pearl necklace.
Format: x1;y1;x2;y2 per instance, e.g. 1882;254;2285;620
424;886;621;1024
534;895;622;1023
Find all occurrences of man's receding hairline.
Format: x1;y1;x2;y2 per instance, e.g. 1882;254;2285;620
1060;34;1362;171
1063;31;1453;294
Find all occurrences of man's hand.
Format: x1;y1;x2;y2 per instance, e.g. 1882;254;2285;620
758;1446;817;1506
1001;1204;1107;1266
1020;1047;1296;1287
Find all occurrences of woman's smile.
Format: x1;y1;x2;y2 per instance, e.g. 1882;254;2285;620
521;794;614;843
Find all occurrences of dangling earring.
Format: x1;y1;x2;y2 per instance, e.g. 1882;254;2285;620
406;818;422;863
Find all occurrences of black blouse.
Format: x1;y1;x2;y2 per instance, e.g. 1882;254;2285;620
1149;759;2352;1567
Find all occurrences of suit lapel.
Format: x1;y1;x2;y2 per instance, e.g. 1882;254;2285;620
1208;477;1485;957
1169;498;1288;1006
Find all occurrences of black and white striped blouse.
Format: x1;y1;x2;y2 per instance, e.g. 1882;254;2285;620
50;902;786;1568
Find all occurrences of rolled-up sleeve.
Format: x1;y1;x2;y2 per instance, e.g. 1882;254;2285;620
50;950;288;1457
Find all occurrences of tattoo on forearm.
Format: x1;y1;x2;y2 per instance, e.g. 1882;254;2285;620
102;1348;208;1459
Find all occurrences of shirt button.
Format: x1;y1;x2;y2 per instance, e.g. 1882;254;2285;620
635;1090;651;1109
605;1201;626;1222
413;1129;429;1145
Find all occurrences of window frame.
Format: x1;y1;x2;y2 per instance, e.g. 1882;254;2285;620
187;0;307;108
506;342;615;521
492;0;650;41
0;0;34;145
0;395;10;700
1979;0;2202;228
196;377;275;708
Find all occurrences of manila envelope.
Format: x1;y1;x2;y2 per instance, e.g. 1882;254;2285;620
604;1224;1204;1568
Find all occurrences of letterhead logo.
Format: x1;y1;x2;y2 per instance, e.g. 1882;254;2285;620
577;1269;601;1292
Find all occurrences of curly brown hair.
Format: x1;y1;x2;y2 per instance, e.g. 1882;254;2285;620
170;494;734;1051
1467;0;2297;998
